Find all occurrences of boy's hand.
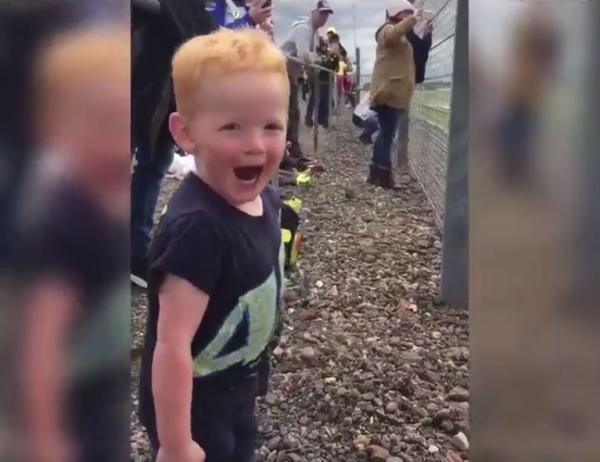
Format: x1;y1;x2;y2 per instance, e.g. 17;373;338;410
249;1;272;25
156;441;206;462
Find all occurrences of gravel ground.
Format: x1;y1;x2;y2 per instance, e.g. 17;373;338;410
130;111;470;462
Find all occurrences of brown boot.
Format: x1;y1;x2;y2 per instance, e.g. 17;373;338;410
377;166;396;189
366;163;380;186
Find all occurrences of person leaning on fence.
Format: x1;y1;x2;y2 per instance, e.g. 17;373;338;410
305;34;339;129
367;0;419;189
137;28;288;462
280;0;333;159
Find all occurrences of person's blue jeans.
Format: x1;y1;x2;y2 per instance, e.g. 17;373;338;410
372;105;401;168
352;114;379;142
131;134;173;266
362;115;379;140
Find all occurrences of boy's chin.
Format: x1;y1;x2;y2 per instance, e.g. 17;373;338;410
225;177;269;205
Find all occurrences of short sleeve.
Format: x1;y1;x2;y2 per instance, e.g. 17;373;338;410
151;213;222;295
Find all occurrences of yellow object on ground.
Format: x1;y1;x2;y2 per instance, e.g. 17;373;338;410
284;197;302;214
290;231;302;267
281;229;292;244
296;171;312;186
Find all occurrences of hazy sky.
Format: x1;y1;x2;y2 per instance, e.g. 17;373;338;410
273;0;389;77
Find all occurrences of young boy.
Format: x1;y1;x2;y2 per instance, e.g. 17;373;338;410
138;28;288;462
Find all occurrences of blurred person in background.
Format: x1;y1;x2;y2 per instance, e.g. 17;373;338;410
206;0;272;30
0;1;86;270
367;0;419;189
494;8;559;188
16;23;130;462
280;0;333;159
132;0;214;289
353;91;380;145
305;34;339;129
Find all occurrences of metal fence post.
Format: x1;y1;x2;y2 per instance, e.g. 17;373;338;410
440;0;468;308
313;70;320;159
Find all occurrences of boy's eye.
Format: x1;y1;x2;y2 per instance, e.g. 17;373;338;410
220;123;241;131
265;123;284;131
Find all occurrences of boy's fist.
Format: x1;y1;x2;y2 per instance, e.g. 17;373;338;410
156;441;205;462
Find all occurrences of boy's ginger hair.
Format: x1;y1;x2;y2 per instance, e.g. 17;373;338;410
172;28;288;119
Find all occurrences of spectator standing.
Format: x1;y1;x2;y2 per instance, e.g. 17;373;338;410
367;0;419;189
280;0;334;159
305;35;338;129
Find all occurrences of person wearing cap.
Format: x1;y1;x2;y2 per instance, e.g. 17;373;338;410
367;0;420;189
280;0;333;159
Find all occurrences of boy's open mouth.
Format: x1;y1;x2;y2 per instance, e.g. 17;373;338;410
234;166;263;182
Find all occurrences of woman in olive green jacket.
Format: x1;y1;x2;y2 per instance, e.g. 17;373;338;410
368;1;419;189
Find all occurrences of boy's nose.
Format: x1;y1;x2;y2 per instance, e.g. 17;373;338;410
244;132;266;155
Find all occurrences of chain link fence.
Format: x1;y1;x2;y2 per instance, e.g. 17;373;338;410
406;0;457;227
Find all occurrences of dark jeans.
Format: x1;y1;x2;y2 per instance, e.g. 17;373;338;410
306;78;331;129
131;133;173;266
353;114;379;140
372;105;401;168
286;77;301;156
144;375;259;462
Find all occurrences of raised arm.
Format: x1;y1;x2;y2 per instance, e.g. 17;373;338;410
378;15;418;47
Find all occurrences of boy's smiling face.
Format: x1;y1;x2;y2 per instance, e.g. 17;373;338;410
170;71;288;206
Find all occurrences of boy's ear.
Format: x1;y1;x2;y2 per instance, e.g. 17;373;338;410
169;112;196;154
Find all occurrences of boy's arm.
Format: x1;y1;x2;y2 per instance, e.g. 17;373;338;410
153;274;209;453
20;277;79;462
379;16;418;47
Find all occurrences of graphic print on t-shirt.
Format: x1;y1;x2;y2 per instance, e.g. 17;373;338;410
193;243;284;377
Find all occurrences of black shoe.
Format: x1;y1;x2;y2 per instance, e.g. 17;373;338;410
367;163;380;186
304;117;314;128
359;132;372;145
377;166;397;190
131;257;148;289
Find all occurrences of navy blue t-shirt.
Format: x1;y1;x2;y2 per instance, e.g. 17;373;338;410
139;174;283;423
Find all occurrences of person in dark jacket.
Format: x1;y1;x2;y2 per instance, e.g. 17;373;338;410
407;25;433;85
131;0;217;288
396;21;433;170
